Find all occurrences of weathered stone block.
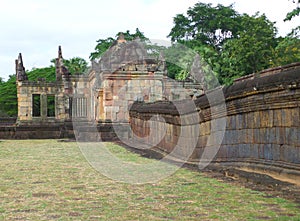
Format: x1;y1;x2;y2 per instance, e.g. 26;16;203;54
244;128;253;143
281;145;299;163
206;131;225;148
270;144;281;161
265;128;275;144
227;115;236;130
253;111;261;128
238;144;252;158
281;108;293;127
253;128;264;144
236;114;244;129
257;144;264;159
224;129;237;145
248;144;259;159
273;109;282;127
197;135;208;148
236;129;246;144
275;127;286;145
291;108;300;127
216;145;228;159
263;144;273;160
227;145;239;158
260;110;273;128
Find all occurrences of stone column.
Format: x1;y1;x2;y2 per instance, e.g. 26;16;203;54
41;94;47;120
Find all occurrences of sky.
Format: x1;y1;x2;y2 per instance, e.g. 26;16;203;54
0;0;298;81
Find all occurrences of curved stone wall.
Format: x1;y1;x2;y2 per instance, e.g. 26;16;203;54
129;63;300;181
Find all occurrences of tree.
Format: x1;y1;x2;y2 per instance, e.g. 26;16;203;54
285;0;300;21
167;2;299;85
27;66;56;82
168;3;241;50
219;13;278;84
89;28;148;60
89;37;115;61
63;57;88;74
167;3;244;83
0;75;17;116
50;57;89;74
162;43;194;79
270;28;300;67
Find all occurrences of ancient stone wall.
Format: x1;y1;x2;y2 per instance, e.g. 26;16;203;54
129;63;300;179
99;72;164;122
16;81;67;124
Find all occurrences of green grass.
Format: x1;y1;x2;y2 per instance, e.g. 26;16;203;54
0;140;299;220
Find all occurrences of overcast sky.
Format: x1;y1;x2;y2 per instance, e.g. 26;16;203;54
0;0;298;80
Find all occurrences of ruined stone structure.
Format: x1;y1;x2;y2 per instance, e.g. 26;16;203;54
14;35;202;131
16;49;73;125
14;39;147;126
129;63;300;182
88;35;166;122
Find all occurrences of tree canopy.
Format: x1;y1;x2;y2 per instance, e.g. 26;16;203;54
285;0;300;21
168;2;299;85
219;13;278;84
0;75;17;117
168;3;241;50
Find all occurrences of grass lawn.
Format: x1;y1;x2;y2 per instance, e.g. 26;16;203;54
0;140;299;220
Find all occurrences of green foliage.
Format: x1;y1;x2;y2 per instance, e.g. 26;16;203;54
47;95;55;117
270;28;300;67
219;13;278;84
168;2;286;86
284;0;300;21
167;2;243;84
32;94;41;117
175;69;189;81
27;66;56;82
63;57;88;74
168;3;241;49
163;43;195;80
0;75;17;117
89;37;115;61
51;57;89;75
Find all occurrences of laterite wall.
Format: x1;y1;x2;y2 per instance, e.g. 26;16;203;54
129;63;300;178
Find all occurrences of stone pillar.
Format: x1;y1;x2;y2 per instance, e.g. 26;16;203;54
41;94;47;120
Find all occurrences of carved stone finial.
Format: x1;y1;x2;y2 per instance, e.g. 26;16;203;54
58;45;63;59
55;45;69;81
117;33;126;43
158;51;167;73
189;54;206;90
54;46;71;92
16;53;28;81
